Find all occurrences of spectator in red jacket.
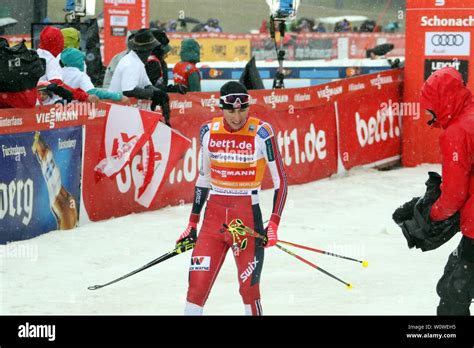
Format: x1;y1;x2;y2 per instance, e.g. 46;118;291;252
37;26;98;103
420;67;474;315
173;38;201;92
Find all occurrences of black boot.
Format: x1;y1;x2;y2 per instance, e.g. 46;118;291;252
436;237;474;316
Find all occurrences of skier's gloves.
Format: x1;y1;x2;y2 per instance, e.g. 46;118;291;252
176;213;199;245
263;214;280;248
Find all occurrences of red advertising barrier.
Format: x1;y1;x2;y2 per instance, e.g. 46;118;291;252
336;74;403;170
0;69;402;227
403;0;474;166
82;104;191;221
79;69;402;222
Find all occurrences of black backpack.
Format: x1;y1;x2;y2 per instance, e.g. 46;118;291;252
393;172;460;252
0;40;46;92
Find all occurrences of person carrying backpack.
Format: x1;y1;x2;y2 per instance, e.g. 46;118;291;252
0;38;45;108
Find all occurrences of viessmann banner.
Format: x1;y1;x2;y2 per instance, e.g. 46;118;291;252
403;0;474;166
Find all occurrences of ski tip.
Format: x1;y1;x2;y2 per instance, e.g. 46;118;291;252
346;283;353;289
362;260;369;268
87;285;100;290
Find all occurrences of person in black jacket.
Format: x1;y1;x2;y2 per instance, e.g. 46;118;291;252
146;29;186;94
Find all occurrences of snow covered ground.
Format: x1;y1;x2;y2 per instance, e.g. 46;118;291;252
0;163;461;315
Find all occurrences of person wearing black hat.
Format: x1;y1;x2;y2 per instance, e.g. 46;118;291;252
108;28;171;126
176;81;288;315
146;29;185;94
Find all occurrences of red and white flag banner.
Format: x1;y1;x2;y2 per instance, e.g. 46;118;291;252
94;104;190;208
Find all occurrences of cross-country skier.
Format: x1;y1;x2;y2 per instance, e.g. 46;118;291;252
176;81;287;315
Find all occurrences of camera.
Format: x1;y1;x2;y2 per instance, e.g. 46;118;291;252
266;0;300;21
65;0;96;22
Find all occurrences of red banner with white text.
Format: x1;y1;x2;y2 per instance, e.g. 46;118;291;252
403;0;474;166
103;0;149;65
79;69;402;221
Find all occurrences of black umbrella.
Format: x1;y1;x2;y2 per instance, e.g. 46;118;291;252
178;17;201;24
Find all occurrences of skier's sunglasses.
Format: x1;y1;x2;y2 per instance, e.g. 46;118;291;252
220;93;250;109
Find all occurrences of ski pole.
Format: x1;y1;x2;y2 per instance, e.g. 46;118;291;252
225;220;368;266
87;236;195;291
224;219;353;288
275;243;353;289
277;240;369;267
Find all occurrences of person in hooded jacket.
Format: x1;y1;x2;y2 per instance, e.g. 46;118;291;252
420;67;474;315
61;48;129;103
36;26;98;103
61;27;81;49
60;27;90;75
173;38;201;92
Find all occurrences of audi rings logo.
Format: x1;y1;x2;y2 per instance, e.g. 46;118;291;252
431;34;464;46
425;32;470;56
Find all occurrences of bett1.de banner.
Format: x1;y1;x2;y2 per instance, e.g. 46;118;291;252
0;69;402;242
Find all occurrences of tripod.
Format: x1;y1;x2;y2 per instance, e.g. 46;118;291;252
270;17;287;89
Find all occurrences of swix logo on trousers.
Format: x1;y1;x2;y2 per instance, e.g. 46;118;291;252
240;257;259;283
190;256;211;271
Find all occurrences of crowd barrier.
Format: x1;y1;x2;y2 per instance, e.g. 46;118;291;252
0;69;402;243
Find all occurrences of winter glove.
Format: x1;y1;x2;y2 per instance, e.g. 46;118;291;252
148;87;171;126
176;213;199;246
161;100;171;127
46;83;73;103
392;196;419;224
263;214;280;248
149;87;169;111
166;84;187;94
